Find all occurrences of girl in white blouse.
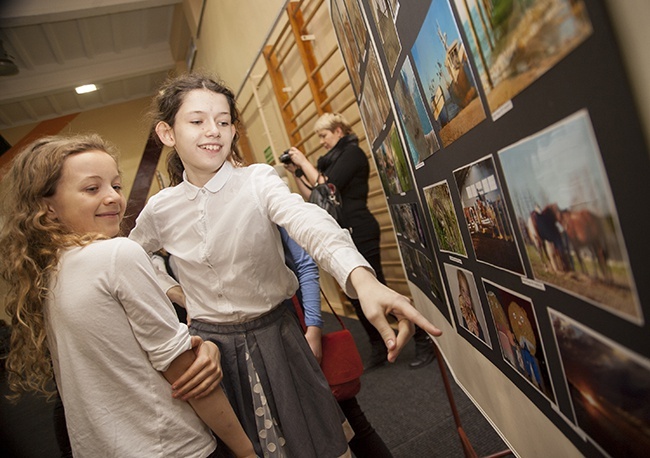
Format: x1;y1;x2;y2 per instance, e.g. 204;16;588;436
0;134;254;458
130;73;442;458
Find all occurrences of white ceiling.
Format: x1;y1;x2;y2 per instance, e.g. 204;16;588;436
0;0;188;131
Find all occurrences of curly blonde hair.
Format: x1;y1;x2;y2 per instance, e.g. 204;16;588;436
0;134;119;400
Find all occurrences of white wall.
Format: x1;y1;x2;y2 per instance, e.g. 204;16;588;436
604;0;650;149
191;0;287;89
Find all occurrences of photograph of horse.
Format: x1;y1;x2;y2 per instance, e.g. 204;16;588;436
499;110;642;324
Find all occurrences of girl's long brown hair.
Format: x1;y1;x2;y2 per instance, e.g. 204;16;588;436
0;134;118;399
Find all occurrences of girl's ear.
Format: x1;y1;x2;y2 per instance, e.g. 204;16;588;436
43;198;58;221
155;121;176;147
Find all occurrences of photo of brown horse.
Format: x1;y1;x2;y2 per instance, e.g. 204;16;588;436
499;110;642;323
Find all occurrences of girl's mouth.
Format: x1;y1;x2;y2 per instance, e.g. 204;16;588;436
200;144;221;151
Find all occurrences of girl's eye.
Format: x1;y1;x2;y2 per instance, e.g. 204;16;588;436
218;120;231;127
190;120;202;125
85;186;98;192
113;185;123;192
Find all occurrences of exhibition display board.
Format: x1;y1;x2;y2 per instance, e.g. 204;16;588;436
329;0;650;456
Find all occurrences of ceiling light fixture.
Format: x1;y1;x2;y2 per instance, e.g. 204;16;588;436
0;40;19;76
75;84;97;94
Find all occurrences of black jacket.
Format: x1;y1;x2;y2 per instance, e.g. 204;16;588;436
317;135;380;254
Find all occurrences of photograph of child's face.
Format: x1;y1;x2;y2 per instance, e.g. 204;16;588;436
483;279;556;403
443;263;491;348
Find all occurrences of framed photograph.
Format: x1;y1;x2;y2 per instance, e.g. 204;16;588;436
392;203;427;248
365;46;392;130
483;279;556;403
342;0;367;56
399;241;417;277
368;0;402;74
393;56;440;167
452;0;592;117
453;155;525;275
373;123;413;196
410;0;486;147
549;309;650;457
360;90;385;146
443;264;491;348
423;180;467;257
498;110;642;324
415;249;444;303
332;0;362;94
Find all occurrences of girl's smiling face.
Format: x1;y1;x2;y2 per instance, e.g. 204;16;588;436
45;150;125;237
156;88;236;187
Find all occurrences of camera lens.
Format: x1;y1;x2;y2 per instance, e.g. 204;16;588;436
279;150;292;164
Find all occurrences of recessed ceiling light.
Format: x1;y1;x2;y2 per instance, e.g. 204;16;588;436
75;84;97;94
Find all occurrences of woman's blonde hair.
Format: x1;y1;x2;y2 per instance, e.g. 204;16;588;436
0;133;119;399
313;112;353;136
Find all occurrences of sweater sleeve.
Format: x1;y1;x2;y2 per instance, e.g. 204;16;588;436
279;227;323;328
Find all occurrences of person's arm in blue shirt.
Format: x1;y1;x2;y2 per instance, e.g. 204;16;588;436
280;226;323;362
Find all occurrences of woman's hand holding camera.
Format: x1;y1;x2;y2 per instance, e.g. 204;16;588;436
281;147;308;177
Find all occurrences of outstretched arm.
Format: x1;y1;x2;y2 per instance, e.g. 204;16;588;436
349;267;442;362
164;346;255;458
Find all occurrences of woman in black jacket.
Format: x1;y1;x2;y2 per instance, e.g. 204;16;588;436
284;113;435;369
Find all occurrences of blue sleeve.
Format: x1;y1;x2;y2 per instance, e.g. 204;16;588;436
279;227;323;328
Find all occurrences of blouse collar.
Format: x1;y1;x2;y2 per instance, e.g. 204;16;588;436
181;161;234;200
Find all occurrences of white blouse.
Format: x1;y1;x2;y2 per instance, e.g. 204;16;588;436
46;238;215;457
129;161;371;324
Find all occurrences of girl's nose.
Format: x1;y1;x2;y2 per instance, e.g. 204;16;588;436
206;120;221;137
105;187;121;203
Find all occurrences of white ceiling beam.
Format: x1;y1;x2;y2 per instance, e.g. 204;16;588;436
46;95;63;114
0;0;181;27
77;18;95;59
110;14;124;53
0;43;174;103
41;23;67;65
19;100;39;120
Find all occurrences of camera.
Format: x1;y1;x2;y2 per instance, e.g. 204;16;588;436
279;149;292;164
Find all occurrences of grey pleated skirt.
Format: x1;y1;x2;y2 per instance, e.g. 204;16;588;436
190;305;352;458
